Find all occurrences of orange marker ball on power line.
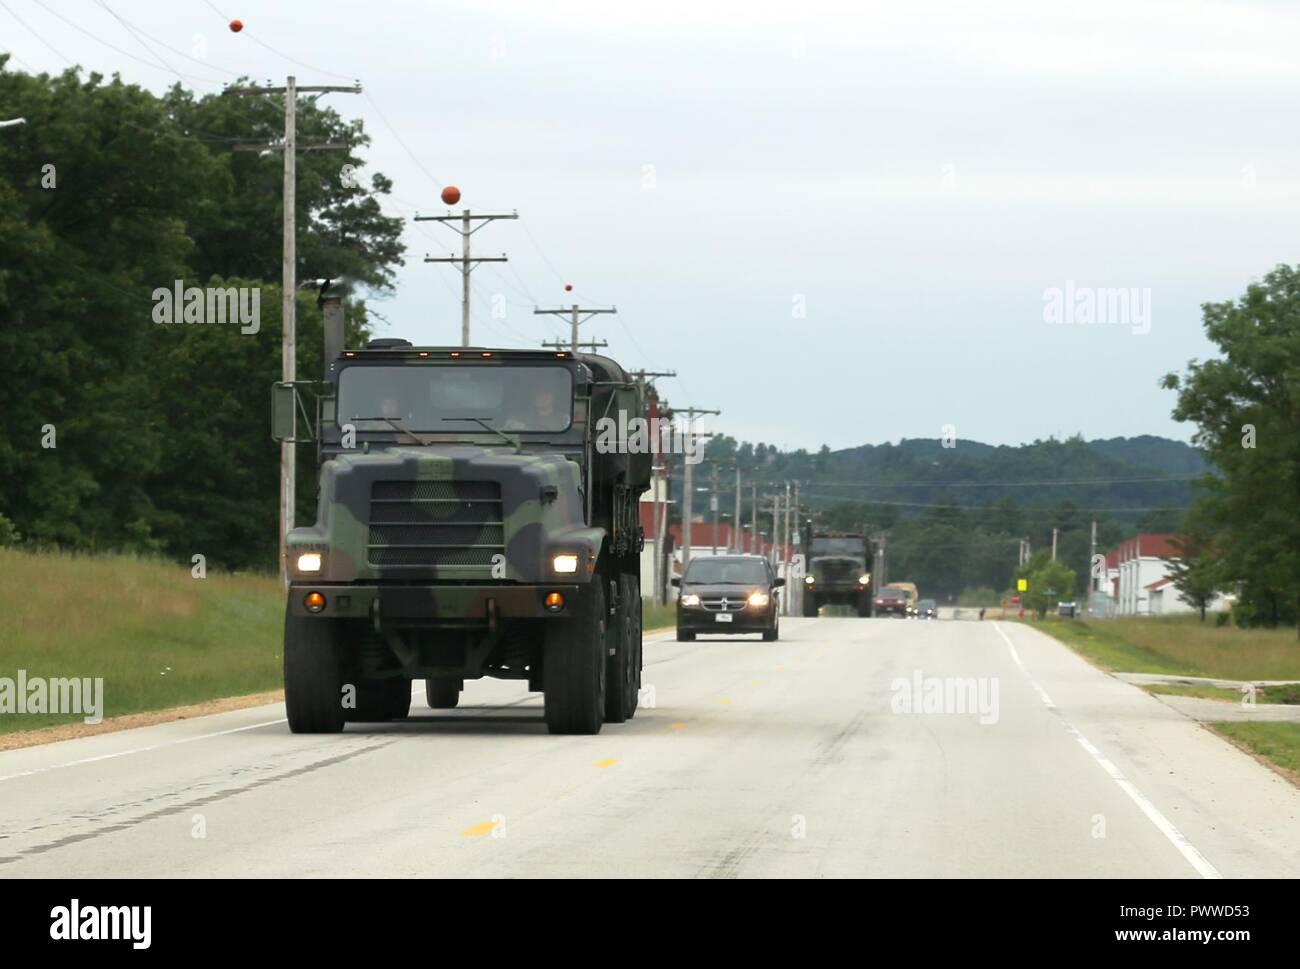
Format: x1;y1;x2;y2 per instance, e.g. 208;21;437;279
441;185;461;205
229;19;244;32
564;283;573;292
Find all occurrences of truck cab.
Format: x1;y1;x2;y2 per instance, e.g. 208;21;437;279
272;341;650;735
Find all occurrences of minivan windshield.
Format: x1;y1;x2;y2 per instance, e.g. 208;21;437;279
337;364;573;433
684;558;769;585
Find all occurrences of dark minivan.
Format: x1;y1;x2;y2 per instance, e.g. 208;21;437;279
672;554;783;642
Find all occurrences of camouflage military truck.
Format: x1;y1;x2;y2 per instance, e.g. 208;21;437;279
800;528;873;618
271;340;651;735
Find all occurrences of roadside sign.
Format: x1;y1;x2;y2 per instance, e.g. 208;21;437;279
1017;578;1028;592
1009;594;1021;605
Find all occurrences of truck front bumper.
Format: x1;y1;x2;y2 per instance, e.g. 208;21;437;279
287;584;583;621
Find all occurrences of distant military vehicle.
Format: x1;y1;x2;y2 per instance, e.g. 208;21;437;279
272;341;651;735
800;527;873;617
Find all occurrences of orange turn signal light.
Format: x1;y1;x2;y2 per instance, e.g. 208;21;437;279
304;592;326;613
544;592;564;611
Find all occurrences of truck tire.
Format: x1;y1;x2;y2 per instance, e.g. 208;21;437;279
348;677;412;722
605;575;640;723
283;605;347;734
544;579;607;735
426;677;461;709
802;592;819;618
857;596;872;618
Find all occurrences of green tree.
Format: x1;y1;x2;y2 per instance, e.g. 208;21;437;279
1162;264;1300;632
1164;529;1221;622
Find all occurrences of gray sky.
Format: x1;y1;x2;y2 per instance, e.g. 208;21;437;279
7;0;1299;450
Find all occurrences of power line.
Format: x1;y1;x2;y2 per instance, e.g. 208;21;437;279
29;0;223;86
198;0;357;83
0;0;73;65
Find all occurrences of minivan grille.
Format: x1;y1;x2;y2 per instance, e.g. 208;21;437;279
368;480;503;569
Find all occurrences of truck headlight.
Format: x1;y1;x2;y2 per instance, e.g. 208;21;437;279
804;575;815;585
552;553;579;574
859;574;870;585
296;552;323;573
748;591;770;607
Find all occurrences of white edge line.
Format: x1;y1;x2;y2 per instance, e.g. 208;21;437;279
993;622;1221;880
0;718;287;783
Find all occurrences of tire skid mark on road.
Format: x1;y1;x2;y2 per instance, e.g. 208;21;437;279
992;622;1221;880
0;740;395;867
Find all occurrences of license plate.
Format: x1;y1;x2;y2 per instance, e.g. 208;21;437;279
715;613;733;623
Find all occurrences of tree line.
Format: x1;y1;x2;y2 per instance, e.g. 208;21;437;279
0;60;401;570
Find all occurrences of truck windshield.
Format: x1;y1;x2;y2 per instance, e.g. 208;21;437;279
684;559;769;585
812;538;864;557
337;364;573;433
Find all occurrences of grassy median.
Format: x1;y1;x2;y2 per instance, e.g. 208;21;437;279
0;548;285;733
1013;614;1300;681
1209;723;1300;779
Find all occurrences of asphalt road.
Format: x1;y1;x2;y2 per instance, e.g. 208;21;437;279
2;617;1297;877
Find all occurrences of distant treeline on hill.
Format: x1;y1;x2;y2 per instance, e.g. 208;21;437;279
665;434;1207;601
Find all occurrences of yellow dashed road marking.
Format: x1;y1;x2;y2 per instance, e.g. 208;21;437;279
461;820;499;837
594;758;617;768
669;721;687;730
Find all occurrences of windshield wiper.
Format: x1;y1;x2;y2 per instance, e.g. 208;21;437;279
445;417;518;448
349;416;431;446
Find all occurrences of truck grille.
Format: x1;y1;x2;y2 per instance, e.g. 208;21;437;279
368;481;504;570
701;596;748;612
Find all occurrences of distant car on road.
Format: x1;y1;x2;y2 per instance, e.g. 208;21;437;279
673;555;783;642
1057;600;1077;618
874;584;914;617
916;599;938;619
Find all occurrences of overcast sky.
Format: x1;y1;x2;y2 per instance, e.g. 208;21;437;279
6;0;1299;451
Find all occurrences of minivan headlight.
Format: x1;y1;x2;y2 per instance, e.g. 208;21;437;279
680;593;701;607
748;591;770;607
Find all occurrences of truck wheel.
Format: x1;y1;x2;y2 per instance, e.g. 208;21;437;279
426;677;461;709
544;579;607;735
605;575;640;723
676;628;695;642
348;677;412;722
857;597;872;618
283;606;347;734
802;593;819;618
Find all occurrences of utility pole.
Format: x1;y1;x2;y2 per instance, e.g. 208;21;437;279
733;466;742;552
709;464;720;556
676;407;720;572
534;304;617;353
542;337;607;352
782;481;793;614
790;481;800;614
417;209;516;346
1051;528;1058;562
750;483;758;554
224;76;361;585
770;492;781;568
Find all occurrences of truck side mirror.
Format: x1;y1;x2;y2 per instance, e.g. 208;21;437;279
271;382;296;442
670;577;680;587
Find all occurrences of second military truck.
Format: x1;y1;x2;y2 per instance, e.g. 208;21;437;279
800;528;873;617
272;341;651;735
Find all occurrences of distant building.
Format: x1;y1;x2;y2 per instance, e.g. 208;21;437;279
1099;532;1231;616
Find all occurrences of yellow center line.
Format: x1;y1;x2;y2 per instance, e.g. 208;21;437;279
669;721;687;730
594;757;617;768
461;820;499;837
